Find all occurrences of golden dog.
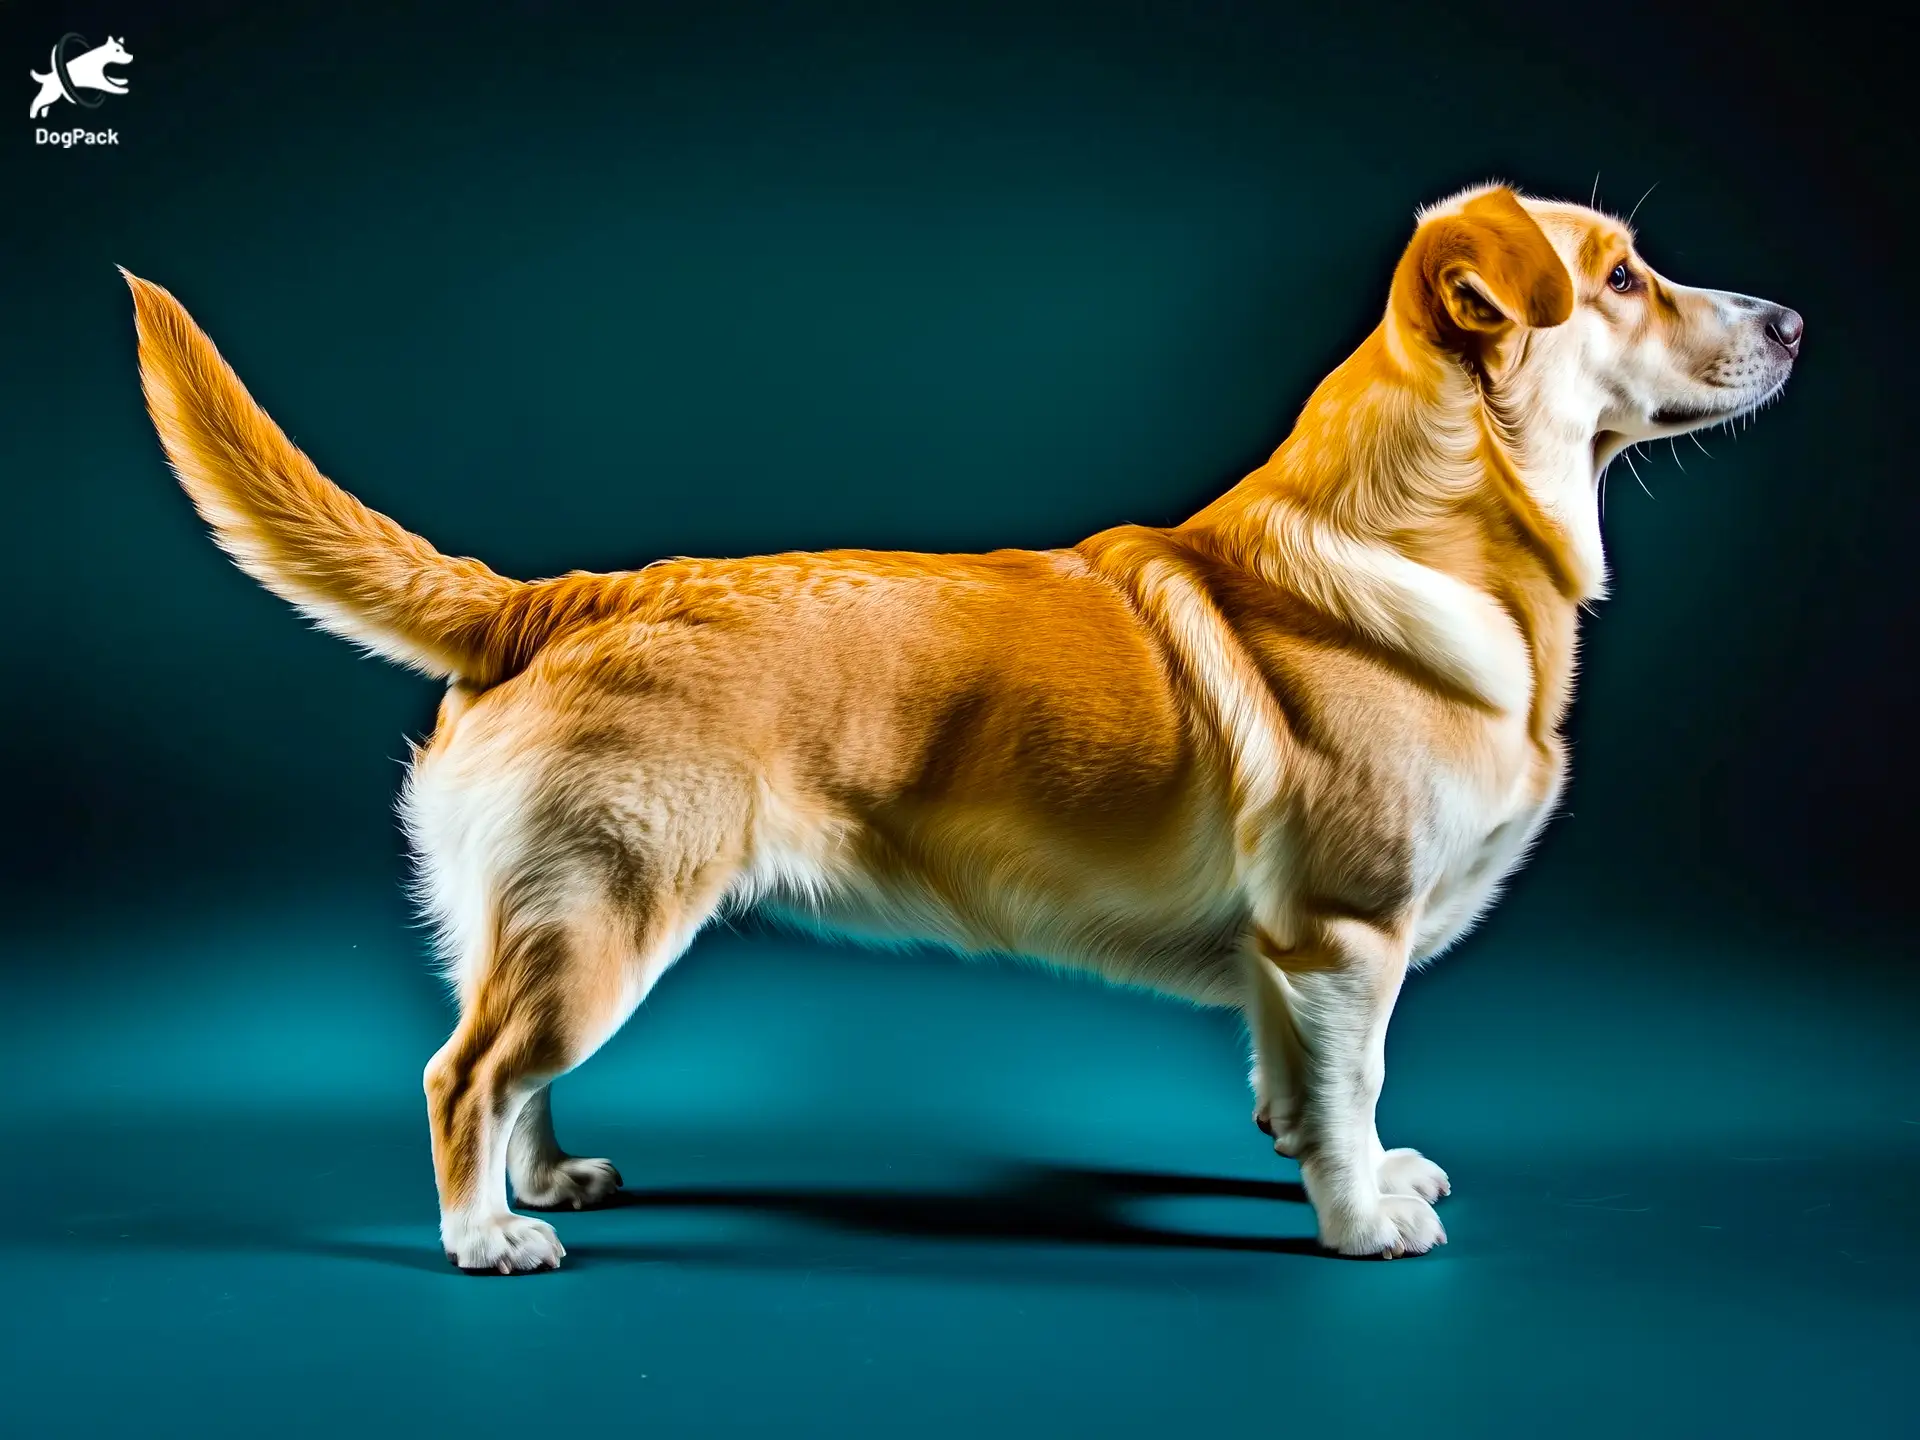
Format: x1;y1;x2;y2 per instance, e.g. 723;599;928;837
125;184;1800;1269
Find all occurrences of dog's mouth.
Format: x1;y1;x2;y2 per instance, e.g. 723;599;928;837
1594;371;1792;473
1648;370;1792;433
1648;399;1735;428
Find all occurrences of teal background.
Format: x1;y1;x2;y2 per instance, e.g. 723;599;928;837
1;0;1913;1435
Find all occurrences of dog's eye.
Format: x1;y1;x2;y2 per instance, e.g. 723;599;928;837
1608;262;1636;294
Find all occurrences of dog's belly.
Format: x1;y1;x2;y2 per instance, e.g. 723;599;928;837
748;823;1253;1006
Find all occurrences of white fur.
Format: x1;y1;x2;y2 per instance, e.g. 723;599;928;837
1257;502;1535;714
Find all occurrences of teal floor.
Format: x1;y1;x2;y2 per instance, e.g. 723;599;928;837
2;894;1914;1436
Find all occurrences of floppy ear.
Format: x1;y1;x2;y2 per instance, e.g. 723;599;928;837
1395;187;1573;349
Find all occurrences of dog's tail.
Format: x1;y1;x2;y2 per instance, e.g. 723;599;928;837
123;271;611;686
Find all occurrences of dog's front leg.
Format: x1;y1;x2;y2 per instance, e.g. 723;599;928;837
1246;916;1446;1258
1243;945;1304;1157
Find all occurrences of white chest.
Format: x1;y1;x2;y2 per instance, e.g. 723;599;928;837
1410;736;1565;962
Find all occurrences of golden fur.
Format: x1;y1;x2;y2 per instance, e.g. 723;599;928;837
124;184;1799;1267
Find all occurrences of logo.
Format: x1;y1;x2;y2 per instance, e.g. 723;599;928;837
29;34;131;145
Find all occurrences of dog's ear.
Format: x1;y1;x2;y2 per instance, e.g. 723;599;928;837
1394;187;1572;350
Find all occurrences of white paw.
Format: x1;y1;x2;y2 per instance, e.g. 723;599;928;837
1319;1193;1447;1259
1253;1104;1300;1158
1377;1147;1450;1203
513;1156;624;1211
444;1213;566;1274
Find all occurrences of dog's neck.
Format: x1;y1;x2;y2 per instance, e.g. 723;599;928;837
1236;325;1604;597
1178;322;1603;737
1485;333;1614;605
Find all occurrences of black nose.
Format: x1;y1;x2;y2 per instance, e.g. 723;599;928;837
1766;306;1804;358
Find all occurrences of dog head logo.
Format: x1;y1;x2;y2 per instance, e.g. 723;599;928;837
29;34;132;120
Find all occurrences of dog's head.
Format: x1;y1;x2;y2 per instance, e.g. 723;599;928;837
1390;184;1800;455
99;36;133;66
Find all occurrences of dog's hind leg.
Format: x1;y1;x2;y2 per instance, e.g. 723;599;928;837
507;1082;623;1211
424;867;730;1273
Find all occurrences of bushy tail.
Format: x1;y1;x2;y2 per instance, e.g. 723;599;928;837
124;270;530;683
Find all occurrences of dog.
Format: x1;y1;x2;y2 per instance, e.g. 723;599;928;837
123;184;1799;1271
29;36;131;119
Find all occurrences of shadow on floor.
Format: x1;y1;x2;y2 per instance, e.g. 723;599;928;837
550;1164;1324;1263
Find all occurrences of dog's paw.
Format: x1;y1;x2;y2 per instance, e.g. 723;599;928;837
1377;1147;1450;1203
1319;1193;1447;1259
1253;1105;1300;1158
444;1213;566;1274
513;1156;624;1211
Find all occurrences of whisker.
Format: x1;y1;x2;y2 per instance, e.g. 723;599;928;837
1623;447;1655;499
1591;171;1602;207
1669;437;1687;473
1690;432;1712;456
1626;181;1660;226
